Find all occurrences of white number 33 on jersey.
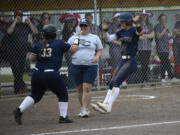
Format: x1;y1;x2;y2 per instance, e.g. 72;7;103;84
40;48;52;57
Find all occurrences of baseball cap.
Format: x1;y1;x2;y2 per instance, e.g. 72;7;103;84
14;10;23;17
79;18;90;26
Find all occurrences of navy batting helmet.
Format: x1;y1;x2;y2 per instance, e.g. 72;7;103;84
42;24;57;40
119;12;133;26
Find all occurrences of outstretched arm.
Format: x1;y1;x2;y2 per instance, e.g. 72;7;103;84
68;36;79;54
101;21;117;42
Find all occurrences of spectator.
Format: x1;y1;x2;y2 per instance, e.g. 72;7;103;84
173;14;180;78
154;14;174;82
33;12;51;43
6;10;38;94
68;18;103;117
85;13;101;36
60;14;80;89
138;10;155;83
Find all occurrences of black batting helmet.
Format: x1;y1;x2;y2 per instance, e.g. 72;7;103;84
119;12;133;26
42;24;57;40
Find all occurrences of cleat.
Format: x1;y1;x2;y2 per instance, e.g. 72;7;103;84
59;116;73;123
90;103;106;113
13;108;22;125
97;102;112;113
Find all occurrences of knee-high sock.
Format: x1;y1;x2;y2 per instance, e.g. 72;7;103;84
58;102;68;118
107;87;120;106
19;96;35;112
103;89;112;104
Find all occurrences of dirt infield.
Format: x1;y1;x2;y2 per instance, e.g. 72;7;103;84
0;85;180;135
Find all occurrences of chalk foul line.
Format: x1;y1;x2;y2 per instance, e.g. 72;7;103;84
32;120;180;135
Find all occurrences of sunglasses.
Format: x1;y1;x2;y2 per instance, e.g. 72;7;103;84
80;24;88;27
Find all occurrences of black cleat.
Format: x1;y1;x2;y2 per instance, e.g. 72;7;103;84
13;108;22;125
59;116;73;123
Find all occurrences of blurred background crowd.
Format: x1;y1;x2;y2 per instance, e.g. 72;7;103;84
0;4;180;94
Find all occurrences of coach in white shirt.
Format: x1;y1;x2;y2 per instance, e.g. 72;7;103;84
68;18;103;118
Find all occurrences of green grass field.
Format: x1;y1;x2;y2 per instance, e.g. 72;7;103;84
0;74;31;83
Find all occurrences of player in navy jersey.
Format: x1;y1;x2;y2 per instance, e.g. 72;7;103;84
91;12;142;113
13;24;79;125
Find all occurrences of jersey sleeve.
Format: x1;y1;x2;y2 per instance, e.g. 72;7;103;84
115;29;122;39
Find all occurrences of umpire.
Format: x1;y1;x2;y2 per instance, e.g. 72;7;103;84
13;24;79;125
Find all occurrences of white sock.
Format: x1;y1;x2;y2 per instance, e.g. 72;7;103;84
58;102;68;118
103;89;112;104
107;87;120;106
19;96;35;112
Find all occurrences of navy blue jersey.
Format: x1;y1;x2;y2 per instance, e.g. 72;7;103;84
116;27;139;56
32;40;71;70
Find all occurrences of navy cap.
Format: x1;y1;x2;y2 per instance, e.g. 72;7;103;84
80;18;90;26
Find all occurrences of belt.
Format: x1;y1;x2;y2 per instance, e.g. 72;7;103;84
121;55;131;59
34;68;55;72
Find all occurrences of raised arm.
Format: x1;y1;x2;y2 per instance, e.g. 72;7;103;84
25;18;38;34
7;18;17;35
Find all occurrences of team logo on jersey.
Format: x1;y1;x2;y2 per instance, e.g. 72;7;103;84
80;39;91;46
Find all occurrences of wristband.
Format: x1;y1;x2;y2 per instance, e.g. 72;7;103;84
73;38;79;45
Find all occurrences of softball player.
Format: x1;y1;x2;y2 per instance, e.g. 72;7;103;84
91;12;142;113
13;24;79;125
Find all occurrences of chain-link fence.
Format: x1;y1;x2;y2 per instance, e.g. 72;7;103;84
0;0;180;95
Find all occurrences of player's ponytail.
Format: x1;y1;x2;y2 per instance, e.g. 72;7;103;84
39;39;48;56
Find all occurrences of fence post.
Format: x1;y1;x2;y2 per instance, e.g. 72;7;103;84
93;0;100;90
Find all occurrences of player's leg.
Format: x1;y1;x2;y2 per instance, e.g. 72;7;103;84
103;64;121;103
49;71;73;123
13;71;46;125
91;64;121;113
98;59;137;112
